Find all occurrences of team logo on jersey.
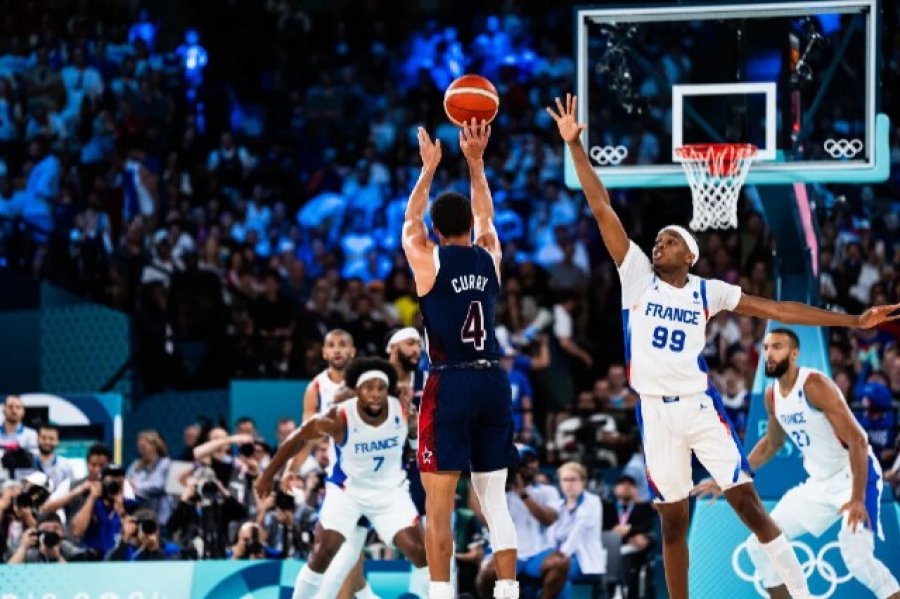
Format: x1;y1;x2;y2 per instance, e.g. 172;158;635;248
394;415;401;428
421;448;433;464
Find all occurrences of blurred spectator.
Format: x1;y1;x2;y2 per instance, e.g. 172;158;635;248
502;347;535;444
167;470;247;559
854;383;897;466
256;491;304;559
33;424;75;491
7;512;85;563
604;475;655;599
230;520;268;560
605;365;637;410
275;418;297;447
42;443;113;523
717;365;749;439
127;430;173;525
69;464;134;557
1;395;38;452
547;462;606;591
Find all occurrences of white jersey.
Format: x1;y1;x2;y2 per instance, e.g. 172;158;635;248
771;367;876;481
312;369;343;415
618;242;742;397
311;369;344;480
331;396;408;500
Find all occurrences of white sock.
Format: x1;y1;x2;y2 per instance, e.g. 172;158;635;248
494;579;520;599
292;565;324;599
408;565;430;598
760;534;811;599
428;581;454;599
355;583;380;599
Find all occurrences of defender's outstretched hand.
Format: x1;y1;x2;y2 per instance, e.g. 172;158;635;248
857;302;900;329
545;93;586;144
460;118;491;162
417;127;442;172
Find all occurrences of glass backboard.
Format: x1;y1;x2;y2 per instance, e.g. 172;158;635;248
570;0;888;188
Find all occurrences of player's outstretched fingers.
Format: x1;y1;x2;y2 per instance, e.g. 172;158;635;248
555;96;565;116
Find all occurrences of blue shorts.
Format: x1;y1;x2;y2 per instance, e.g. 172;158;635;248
517;548;555;578
417;367;518;473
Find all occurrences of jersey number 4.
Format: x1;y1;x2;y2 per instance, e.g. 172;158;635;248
461;301;486;350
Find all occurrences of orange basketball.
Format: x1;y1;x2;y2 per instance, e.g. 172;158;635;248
443;74;499;127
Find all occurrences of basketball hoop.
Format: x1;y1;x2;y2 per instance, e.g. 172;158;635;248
675;143;757;231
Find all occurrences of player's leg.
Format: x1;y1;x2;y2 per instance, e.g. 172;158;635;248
470;368;522;599
689;391;811;599
295;487;362;599
293;528;346;599
633;398;693;599
370;488;429;597
318;522;372;598
743;485;817;599
418;370;468;598
836;460;900;599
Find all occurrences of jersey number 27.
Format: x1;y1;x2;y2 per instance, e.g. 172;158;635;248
461;301;486;350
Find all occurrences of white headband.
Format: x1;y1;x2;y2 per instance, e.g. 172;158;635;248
660;225;700;266
356;370;390;388
386;327;421;353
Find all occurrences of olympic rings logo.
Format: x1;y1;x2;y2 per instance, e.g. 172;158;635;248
823;138;863;159
732;539;852;599
589;145;629;165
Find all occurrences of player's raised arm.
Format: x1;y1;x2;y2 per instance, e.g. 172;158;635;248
254;408;343;498
733;294;900;329
402;127;441;294
804;373;871;531
546;93;629;266
460;118;501;268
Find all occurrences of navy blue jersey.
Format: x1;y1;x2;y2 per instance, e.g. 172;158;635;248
420;245;502;365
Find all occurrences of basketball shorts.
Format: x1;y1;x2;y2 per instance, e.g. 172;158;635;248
636;386;752;503
769;457;884;540
417;366;519;473
319;483;419;544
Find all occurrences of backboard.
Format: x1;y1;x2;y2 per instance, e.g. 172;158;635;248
569;0;889;188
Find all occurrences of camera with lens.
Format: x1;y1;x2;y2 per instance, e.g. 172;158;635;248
243;526;264;557
138;518;158;535
101;479;122;500
193;467;220;505
100;464;126;501
39;530;61;548
14;483;51;510
274;490;296;512
239;442;256;458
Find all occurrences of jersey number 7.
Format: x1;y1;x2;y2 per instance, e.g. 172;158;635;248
461;301;486;350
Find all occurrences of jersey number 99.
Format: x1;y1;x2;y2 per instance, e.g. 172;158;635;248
651;326;686;352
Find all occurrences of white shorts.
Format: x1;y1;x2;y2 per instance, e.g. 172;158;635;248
319;483;419;544
637;390;751;503
769;458;884;540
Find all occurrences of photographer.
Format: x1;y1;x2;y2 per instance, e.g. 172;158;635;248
7;513;85;563
256;489;305;559
130;509;165;561
41;443;113;522
70;464;134;556
166;466;247;559
230;520;268;560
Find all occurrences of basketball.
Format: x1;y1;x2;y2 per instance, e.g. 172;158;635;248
443;74;499;127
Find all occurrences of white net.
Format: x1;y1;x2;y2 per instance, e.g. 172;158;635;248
675;144;757;231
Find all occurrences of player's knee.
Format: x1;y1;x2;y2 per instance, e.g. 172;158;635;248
837;527;873;573
658;505;690;541
542;552;570;577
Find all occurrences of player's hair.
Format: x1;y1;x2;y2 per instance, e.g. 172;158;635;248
344;356;398;396
769;328;800;349
324;328;354;345
430;192;473;238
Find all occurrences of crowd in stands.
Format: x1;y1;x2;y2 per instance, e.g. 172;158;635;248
0;1;898;593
